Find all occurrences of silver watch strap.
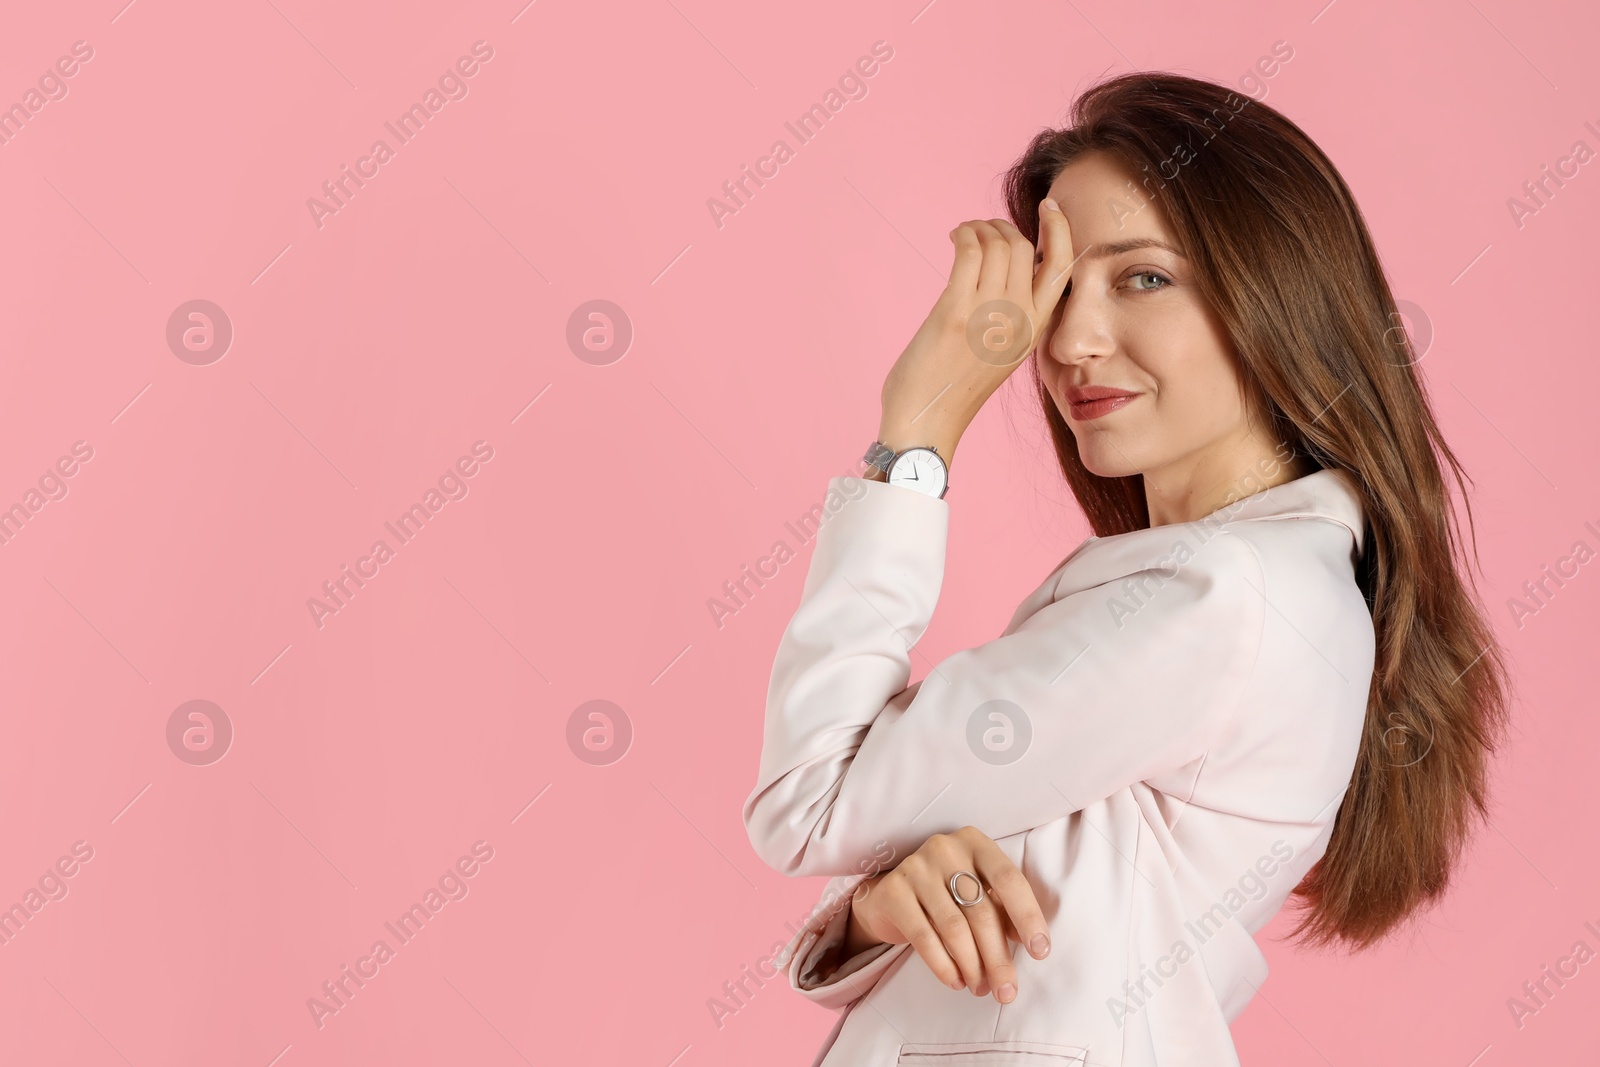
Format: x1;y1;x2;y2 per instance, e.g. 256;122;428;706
862;440;896;474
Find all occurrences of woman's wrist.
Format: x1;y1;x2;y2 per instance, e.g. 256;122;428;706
869;420;963;481
843;883;889;958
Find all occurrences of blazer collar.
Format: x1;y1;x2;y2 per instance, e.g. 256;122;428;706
1040;467;1368;605
1203;467;1367;553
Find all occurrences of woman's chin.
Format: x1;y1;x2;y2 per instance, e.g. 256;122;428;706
1076;443;1143;480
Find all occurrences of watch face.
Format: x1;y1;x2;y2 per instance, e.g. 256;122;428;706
887;447;948;498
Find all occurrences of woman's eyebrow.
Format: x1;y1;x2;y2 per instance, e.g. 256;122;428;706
1077;238;1187;259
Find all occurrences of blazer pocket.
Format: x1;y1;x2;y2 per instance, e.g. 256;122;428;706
895;1040;1090;1066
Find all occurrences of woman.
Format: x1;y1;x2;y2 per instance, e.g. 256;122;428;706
742;72;1510;1065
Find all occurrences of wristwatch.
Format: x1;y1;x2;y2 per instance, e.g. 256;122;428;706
862;440;949;499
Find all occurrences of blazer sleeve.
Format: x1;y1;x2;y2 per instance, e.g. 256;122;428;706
776;872;913;1010
743;475;1266;878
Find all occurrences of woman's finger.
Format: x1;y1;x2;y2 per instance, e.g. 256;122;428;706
954;881;1018;1002
990;218;1037;307
996;906;1021;948
1030;197;1074;326
947;222;983;295
876;870;968;991
905;861;988;994
968;220;1011;297
901;854;987;991
916;833;1016;1001
967;831;1051;960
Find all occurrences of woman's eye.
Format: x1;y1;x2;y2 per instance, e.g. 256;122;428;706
1127;271;1170;291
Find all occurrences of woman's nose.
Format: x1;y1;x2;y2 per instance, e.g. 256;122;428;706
1042;301;1108;368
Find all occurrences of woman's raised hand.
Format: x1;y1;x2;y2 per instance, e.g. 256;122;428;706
846;826;1051;1004
876;201;1074;464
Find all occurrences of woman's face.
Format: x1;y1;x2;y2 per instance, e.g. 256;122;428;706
1036;152;1257;484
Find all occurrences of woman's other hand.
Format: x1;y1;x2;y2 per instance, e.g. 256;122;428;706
876;201;1074;465
845;826;1051;1004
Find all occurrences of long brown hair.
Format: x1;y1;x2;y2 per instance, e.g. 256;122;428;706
1000;72;1512;951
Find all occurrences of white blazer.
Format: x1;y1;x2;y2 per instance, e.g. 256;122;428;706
743;468;1374;1067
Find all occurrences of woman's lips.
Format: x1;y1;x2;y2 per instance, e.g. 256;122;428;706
1066;393;1139;421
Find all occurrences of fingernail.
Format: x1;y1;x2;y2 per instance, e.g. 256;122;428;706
1030;933;1051;957
1040;197;1060;213
997;983;1016;1003
948;975;965;990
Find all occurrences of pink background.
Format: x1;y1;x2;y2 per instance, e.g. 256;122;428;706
1;0;1596;1063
